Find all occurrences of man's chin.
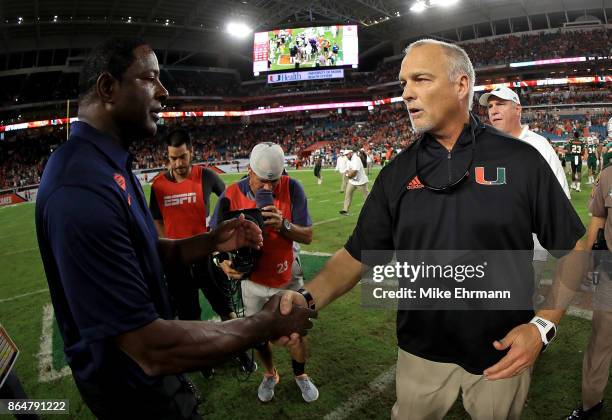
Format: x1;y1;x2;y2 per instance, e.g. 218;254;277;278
413;122;435;134
490;122;505;131
409;115;431;134
146;121;158;137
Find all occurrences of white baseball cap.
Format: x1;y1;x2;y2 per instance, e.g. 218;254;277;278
249;142;285;180
478;86;521;106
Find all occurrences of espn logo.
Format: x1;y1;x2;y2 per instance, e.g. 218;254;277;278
164;192;196;207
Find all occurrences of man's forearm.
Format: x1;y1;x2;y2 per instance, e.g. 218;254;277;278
304;248;362;310
282;224;312;244
535;309;565;325
157;234;214;268
586;216;606;248
118;296;314;377
545;239;589;315
141;316;271;376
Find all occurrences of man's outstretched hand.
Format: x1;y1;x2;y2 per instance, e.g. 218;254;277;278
259;293;316;342
211;214;263;252
265;290;310;347
483;323;543;380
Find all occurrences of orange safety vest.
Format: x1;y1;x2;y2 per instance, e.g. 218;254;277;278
224;176;293;288
151;165;207;239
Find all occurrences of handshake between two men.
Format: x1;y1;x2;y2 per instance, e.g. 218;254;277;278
211;213;318;344
116;214;317;378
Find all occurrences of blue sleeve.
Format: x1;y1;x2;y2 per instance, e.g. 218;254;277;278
44;186;158;343
289;179;312;227
208;190;226;229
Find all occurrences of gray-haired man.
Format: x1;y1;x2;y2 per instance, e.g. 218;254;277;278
278;39;585;419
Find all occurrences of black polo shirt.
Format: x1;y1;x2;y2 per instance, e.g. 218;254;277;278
345;114;585;374
35;122;175;388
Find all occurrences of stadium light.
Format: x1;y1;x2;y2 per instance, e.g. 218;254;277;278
431;0;460;6
226;22;252;38
411;0;460;12
410;1;427;12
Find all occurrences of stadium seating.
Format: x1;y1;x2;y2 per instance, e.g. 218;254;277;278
2;27;612;190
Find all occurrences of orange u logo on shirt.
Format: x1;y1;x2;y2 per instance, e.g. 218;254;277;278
475;167;506;185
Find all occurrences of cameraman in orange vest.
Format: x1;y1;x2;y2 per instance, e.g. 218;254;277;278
150;129;257;376
209;142;318;403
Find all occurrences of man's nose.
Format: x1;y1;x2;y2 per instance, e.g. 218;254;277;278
402;82;415;103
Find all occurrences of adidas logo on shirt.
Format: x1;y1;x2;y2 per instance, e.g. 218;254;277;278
406;176;424;190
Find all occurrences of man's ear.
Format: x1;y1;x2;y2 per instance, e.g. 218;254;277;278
456;74;470;103
95;72;118;104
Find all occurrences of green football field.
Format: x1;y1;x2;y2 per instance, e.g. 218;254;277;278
268;27;343;71
0;167;610;419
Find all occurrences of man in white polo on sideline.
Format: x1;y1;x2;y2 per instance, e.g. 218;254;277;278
480;85;571;303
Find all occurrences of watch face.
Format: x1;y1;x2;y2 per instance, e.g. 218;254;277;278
283;219;291;230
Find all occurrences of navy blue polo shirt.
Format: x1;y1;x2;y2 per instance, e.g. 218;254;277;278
35;121;173;387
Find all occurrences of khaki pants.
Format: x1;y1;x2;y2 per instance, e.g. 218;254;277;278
582;310;612;409
582;273;612;410
343;182;368;212
340;173;348;192
392;349;531;420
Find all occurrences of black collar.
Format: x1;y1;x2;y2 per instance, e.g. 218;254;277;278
420;112;484;153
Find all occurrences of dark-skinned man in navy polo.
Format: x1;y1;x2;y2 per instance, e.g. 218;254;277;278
276;39;585;419
35;37;315;420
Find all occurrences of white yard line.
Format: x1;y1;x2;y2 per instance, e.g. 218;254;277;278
0;288;48;303
38;303;71;383
301;250;333;257
313;217;343;226
323;365;396;420
566;306;593;320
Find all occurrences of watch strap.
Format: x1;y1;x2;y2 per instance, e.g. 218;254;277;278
530;316;557;349
281;218;291;232
297;288;315;310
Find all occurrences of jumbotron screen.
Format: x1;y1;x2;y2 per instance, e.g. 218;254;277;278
252;24;358;75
